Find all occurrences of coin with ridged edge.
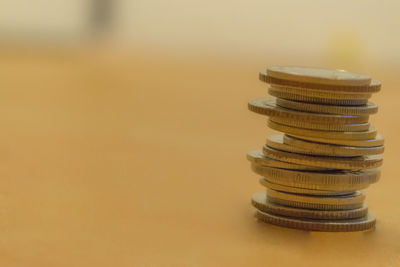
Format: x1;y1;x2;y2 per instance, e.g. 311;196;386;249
252;192;368;220
251;164;379;191
259;178;354;196
276;98;378;116
268;120;376;140
247;149;332;171
263;145;382;170
289;133;384;147
270;85;373;99
248;98;369;124
266;66;371;86
270;117;370;132
268;87;369;106
283;135;384;157
267;189;365;210
254;209;376;232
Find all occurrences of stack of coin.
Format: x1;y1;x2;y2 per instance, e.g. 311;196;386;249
247;66;384;232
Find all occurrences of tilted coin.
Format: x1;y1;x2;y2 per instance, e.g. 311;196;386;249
248;98;369;124
247;149;331;171
266;66;371;87
255;210;376;232
268;120;377;141
289;133;385;147
268;87;369;106
252;192;368;220
276;98;378;116
259;177;354;196
251;163;380;191
270;117;370;132
267;188;365;210
263;145;383;170
283;135;384;157
270;85;373;99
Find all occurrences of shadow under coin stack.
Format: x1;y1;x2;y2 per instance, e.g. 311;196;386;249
247;66;384;232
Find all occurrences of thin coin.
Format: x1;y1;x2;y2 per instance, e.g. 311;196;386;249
248;98;369;124
267;189;365;210
270;117;370;132
289;133;385;147
276;98;378;115
247;149;331;171
268;120;377;140
270;85;372;99
283;135;384;157
255;210;376;232
263;145;383;170
266;66;371;86
259;178;354;196
268;87;369;106
252;192;368;220
251;164;379;191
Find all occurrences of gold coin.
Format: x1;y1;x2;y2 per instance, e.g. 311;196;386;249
247;149;330;171
252;192;368;220
267;189;365;210
289;133;384;147
248;98;369;124
270;117;370;132
270;85;372;99
251;163;379;191
276;98;378;116
263;145;383;170
255;210;376;232
283;135;384;157
268;87;369;106
266;66;371;86
268;120;377;140
259;178;354;196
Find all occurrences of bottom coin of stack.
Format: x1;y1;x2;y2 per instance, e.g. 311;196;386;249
247;66;384;232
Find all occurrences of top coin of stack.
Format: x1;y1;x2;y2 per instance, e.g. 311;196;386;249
247;66;384;232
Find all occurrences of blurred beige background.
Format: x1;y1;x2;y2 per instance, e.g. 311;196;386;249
0;1;399;266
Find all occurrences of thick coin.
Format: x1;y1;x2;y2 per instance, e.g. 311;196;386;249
276;98;378;116
268;87;369;106
252;192;368;220
248;98;369;124
263;145;383;170
247;149;331;171
270;85;373;99
259;178;354;196
251;164;379;191
255;210;376;232
283;135;384;157
268;120;377;140
270;117;370;132
267;189;365;210
266;66;371;86
289;133;385;147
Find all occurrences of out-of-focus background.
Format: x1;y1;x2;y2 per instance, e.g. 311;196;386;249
1;1;400;266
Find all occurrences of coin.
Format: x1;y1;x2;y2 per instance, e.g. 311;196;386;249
259;178;354;196
254;210;376;232
276;98;378;116
268;87;369;106
288;133;384;147
267;189;365;210
251;164;379;190
283;135;384;157
270;117;370;132
252;192;368;220
266;66;371;86
270;85;372;99
268;120;377;140
248;98;369;124
263;145;383;170
247;149;331;171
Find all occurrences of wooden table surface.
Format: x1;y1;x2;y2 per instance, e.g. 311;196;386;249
1;47;399;266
